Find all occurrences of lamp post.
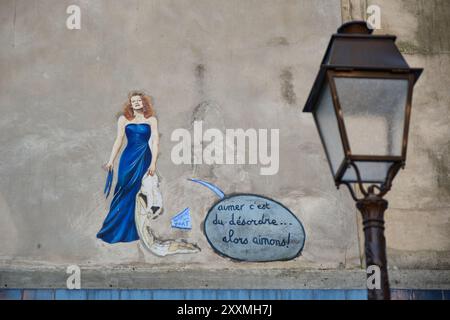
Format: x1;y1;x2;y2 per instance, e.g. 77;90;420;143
303;21;422;300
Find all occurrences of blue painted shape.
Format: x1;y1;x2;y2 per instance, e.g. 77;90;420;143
55;289;88;300
0;289;22;300
204;194;306;262
189;179;225;199
171;208;192;230
23;289;54;300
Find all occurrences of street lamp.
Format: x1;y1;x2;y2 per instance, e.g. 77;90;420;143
303;21;422;300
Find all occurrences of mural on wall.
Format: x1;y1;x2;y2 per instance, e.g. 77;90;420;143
190;179;306;262
97;91;200;256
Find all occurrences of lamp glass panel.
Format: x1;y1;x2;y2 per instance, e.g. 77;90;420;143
342;161;392;183
334;77;408;157
313;81;345;176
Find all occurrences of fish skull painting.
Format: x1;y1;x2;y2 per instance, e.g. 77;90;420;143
135;174;200;257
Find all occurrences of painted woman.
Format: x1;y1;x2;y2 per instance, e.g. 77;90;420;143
97;91;159;243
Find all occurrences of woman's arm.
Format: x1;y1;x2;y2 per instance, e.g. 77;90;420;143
104;116;126;171
147;117;159;176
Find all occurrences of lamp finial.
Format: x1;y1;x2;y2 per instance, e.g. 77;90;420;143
337;21;373;34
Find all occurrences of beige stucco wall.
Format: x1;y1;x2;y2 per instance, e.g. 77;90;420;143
0;0;448;288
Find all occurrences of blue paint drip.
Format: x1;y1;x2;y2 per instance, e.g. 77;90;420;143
188;179;225;199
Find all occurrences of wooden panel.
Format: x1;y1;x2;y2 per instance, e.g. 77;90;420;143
1;289;449;300
0;289;22;300
23;289;54;300
411;290;444;300
55;289;88;300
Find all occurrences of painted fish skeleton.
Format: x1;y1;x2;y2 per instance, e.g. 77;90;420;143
135;174;200;256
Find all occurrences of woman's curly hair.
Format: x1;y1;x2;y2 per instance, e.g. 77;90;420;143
123;90;155;120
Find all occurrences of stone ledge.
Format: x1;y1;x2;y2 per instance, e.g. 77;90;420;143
1;266;449;290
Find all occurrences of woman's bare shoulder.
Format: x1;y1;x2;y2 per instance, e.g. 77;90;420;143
117;115;127;126
148;116;158;124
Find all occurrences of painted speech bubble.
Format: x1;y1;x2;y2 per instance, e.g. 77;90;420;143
190;179;306;262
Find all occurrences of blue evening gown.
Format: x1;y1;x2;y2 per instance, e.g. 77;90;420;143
97;123;152;243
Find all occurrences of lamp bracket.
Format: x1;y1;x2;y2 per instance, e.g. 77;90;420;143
339;161;403;201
